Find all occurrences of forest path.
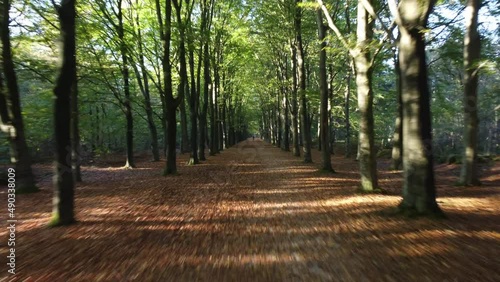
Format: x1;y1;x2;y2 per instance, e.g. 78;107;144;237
1;139;499;281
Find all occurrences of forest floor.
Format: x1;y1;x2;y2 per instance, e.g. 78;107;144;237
0;139;499;281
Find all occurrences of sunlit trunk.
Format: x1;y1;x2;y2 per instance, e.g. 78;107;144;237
398;0;442;215
354;0;377;191
460;0;481;185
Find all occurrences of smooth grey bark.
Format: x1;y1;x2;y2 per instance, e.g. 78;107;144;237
160;0;180;174
116;0;135;168
295;0;312;163
0;0;38;193
187;16;199;165
344;3;352;158
397;0;442;215
71;70;82;181
179;96;190;153
317;9;333;171
173;0;190;155
198;0;212;161
290;43;300;157
459;0;481;186
391;52;403;170
281;56;290;151
354;0;378;191
51;0;76;226
199;41;210;161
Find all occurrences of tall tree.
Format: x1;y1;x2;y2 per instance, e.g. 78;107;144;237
460;0;481;185
71;65;82;181
93;0;136;167
295;0;312;163
130;0;160;162
354;0;378;191
0;0;38;193
198;0;214;161
343;2;352;158
391;48;403;170
173;0;191;155
290;42;300;157
117;0;135;168
317;9;333;172
158;0;182;174
187;1;199;165
390;0;442;215
50;0;76;226
318;0;380;191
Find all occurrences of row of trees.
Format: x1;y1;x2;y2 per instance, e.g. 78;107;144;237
252;0;498;214
1;0;258;225
0;0;498;223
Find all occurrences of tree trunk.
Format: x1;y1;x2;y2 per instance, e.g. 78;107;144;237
51;0;76;226
187;20;199;165
214;54;221;153
117;0;135;168
290;44;300;157
354;0;377;191
345;61;351;158
133;2;160;162
71;71;82;181
282;59;290;151
173;1;190;156
295;0;312;163
397;0;442;215
391;52;403;170
460;0;481;186
344;2;352;159
210;67;217;155
199;41;210;161
317;10;333;171
180;95;189;153
162;0;178;174
0;0;38;193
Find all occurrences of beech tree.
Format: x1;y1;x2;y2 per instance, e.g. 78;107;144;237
156;0;182;174
296;0;312;163
460;0;481;186
316;9;333;172
129;0;160;162
318;0;381;191
391;0;442;215
50;0;77;226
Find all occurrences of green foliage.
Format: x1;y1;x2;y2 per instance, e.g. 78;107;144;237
3;0;499;165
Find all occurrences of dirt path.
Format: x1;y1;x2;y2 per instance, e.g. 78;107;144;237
1;139;499;281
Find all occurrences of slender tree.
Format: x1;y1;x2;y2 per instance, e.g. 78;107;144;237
290;42;300;157
318;0;380;191
295;0;312;163
117;0;135;168
130;0;160;162
317;9;333;172
460;0;481;185
391;49;403;170
198;0;214;161
187;2;199;165
71;66;82;181
157;0;182;174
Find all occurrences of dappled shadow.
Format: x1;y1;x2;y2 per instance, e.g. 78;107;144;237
1;140;499;281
